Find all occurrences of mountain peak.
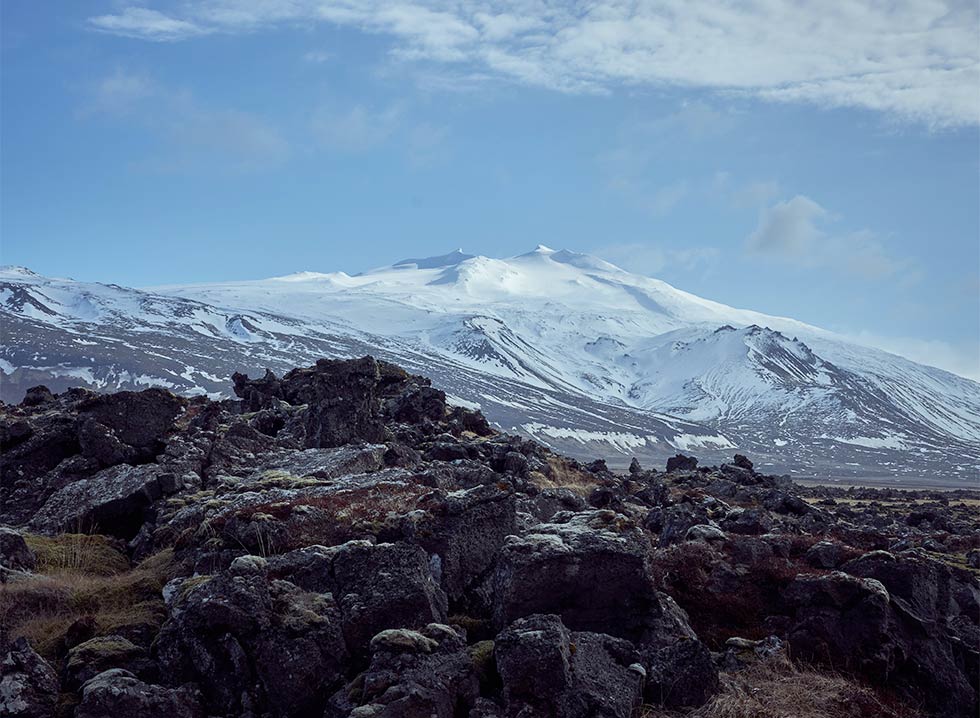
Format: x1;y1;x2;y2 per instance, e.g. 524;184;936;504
392;249;475;270
0;265;40;278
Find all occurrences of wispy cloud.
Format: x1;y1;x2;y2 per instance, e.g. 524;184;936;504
844;331;980;382
86;1;979;127
303;50;331;64
89;7;209;41
592;242;721;276
747;195;914;281
310;102;403;152
82;69;289;171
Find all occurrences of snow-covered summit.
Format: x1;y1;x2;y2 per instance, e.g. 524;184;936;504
3;249;979;480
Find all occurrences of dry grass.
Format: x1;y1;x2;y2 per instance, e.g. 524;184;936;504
640;660;924;718
528;455;601;496
23;534;130;576
0;540;177;661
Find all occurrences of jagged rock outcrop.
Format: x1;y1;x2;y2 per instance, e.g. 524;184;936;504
1;357;977;718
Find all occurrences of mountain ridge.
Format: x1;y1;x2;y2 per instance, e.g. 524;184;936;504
2;251;978;483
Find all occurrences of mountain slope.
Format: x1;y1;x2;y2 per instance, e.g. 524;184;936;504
2;251;978;483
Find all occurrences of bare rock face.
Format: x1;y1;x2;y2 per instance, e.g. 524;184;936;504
0;638;60;718
491;510;661;643
31;464;175;538
406;483;517;608
494;614;644;718
75;669;202;718
0;386;185;525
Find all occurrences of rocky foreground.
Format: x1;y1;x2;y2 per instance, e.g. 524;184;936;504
0;356;977;718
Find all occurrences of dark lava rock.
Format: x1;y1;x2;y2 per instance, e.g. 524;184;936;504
804;540;844;569
0;527;35;572
732;454;754;471
665;454;698;473
21;385;55;407
75;669;202;718
495;614;644;718
31;464;170;538
641;595;718;708
491;510;661;643
65;635;156;691
325;624;478;717
0;638;60;718
154;563;348;717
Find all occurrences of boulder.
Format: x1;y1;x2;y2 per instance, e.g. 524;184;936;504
0;638;59;718
647;503;711;547
492;511;661;643
804;540;844;569
76;388;185;457
494;614;644;718
330;541;449;656
684;524;726;543
640;595;718;708
76;669;202;718
720;507;772;535
665;454;697;473
784;566;978;718
154;568;348;717
21;386;55;406
325;624;478;717
30;464;167;538
0;527;35;572
268;540;449;657
65;635;155;690
783;571;895;677
407;484;516;606
732;454;754;471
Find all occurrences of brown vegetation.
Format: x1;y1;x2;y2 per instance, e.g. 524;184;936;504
642;658;924;718
0;536;177;662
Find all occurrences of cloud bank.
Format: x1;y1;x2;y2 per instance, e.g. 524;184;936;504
88;0;979;128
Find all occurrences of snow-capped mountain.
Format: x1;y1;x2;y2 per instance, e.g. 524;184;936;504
3;248;978;484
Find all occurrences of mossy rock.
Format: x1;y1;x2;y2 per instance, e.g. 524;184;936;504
65;635;153;688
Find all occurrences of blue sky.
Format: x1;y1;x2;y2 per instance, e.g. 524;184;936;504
2;1;978;378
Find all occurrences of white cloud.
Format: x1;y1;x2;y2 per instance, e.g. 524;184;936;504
89;7;208;41
86;1;979;127
747;195;912;280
